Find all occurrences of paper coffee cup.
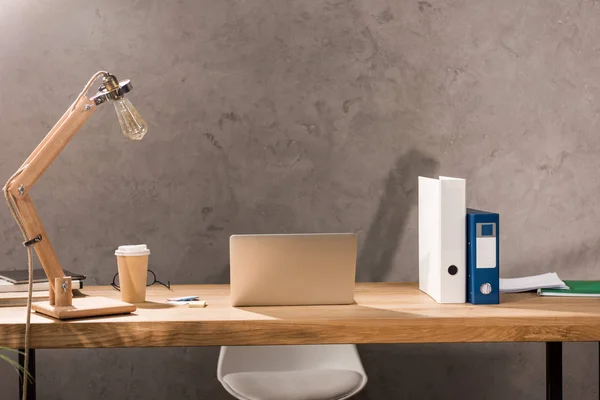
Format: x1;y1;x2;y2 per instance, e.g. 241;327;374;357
115;244;150;303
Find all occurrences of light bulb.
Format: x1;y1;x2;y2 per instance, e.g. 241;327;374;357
113;97;148;140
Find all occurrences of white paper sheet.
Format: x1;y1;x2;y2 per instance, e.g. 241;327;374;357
499;272;569;293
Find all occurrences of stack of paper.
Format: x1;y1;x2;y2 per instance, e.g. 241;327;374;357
499;272;568;293
0;290;85;307
0;291;53;307
0;268;85;293
0;279;83;293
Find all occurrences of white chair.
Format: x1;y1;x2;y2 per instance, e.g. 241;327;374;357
217;344;367;400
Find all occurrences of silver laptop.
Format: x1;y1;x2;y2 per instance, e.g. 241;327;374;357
229;233;357;307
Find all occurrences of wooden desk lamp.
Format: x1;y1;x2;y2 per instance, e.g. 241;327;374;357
3;71;147;320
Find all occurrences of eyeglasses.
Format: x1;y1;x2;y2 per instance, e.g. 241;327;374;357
111;269;171;291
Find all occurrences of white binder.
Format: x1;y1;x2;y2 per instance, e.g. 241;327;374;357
418;176;466;303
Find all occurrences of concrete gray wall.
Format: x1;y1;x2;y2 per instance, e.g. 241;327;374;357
1;0;599;398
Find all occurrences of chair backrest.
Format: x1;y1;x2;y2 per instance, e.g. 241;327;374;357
217;345;368;400
218;344;366;377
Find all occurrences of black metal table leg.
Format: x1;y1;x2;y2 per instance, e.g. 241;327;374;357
18;348;36;400
546;342;562;400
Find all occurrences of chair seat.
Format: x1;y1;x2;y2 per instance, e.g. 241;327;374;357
222;369;363;400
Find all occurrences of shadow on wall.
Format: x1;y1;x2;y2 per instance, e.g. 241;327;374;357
353;343;528;400
206;148;439;285
356;148;439;282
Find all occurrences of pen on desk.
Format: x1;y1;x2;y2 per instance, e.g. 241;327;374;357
189;300;207;308
167;296;199;302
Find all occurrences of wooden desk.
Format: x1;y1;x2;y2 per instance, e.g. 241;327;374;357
3;283;600;399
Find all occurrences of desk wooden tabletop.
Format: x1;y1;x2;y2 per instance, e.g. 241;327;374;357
1;283;600;348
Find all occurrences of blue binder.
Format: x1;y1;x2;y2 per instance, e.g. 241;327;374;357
467;209;499;304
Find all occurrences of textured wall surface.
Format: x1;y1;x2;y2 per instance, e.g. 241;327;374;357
1;0;599;398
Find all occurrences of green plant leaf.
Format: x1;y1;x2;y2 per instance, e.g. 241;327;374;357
0;348;34;383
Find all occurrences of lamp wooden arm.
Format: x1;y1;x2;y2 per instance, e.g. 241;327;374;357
4;95;96;304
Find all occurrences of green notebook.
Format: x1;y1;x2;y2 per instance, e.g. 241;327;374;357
538;280;600;297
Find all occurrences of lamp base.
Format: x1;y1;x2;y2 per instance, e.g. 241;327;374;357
32;296;136;320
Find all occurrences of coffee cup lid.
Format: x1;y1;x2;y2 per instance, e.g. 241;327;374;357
115;244;150;256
